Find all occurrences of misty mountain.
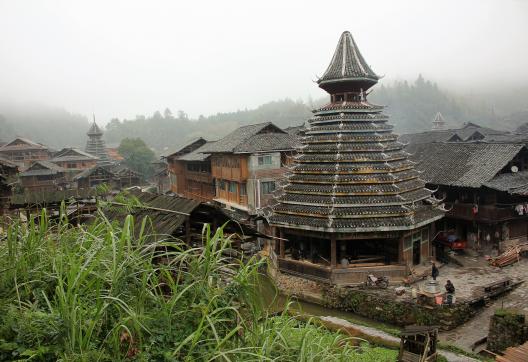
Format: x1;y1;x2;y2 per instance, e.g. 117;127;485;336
104;76;513;153
0;102;89;149
1;76;527;152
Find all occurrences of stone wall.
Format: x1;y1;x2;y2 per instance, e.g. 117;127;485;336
487;309;528;353
322;286;477;330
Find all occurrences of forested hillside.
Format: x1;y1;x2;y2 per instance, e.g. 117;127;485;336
1;76;527;152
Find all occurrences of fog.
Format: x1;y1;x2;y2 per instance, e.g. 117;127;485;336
0;0;527;123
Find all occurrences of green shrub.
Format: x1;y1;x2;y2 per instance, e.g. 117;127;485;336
0;208;397;361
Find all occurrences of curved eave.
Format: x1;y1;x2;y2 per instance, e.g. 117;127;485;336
289;175;419;185
317;76;379;86
283;185;424;196
268;214;444;234
277;195;432;207
273;210;413;219
292;166;414;174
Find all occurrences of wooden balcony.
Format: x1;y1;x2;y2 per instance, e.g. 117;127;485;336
278;257;407;285
446;203;519;222
186;171;213;183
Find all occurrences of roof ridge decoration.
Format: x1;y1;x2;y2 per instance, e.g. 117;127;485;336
318;31;379;92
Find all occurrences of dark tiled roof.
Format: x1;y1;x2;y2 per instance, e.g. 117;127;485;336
51;148;98;162
484;171;528;195
267;32;443;233
20;161;65;177
164;137;207;158
203;122;296;154
105;190;201;241
400;122;512;145
234;133;297;153
408;143;524;188
317;31;378;86
178;141;216;161
73;165;114;180
0;137;48;151
87;121;103;136
0;155;19;169
85;122;109;161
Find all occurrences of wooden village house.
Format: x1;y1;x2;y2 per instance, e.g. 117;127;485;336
166;138;215;202
0;157;18;212
167;124;300;216
50;148;98;171
74;164;141;190
265;31;445;285
406;142;528;253
205;122;298;215
0;137;49;167
18;160;67;192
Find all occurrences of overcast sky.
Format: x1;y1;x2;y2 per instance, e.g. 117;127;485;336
0;0;527;123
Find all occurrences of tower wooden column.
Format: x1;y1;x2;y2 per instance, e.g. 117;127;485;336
279;229;285;258
330;235;337;268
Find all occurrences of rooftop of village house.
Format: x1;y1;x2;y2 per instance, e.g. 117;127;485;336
400;121;527;144
407;142;528;189
177;141;216;162
19;160;66;177
0;137;48;151
50;148;99;163
201;122;298;154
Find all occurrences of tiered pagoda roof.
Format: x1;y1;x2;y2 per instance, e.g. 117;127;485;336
432;112;447;131
85;120;110;162
267;31;443;233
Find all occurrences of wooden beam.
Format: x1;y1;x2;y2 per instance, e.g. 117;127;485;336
331;235;337;268
279;229;285;258
107;201;190;216
185;217;191;244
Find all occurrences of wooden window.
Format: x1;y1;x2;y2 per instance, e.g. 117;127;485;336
228;181;237;193
240;183;247;196
258;155;272;166
219;179;225;190
261;181;275;194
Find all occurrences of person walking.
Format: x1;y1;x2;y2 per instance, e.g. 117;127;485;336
431;262;439;281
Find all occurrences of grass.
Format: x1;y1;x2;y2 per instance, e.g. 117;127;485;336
0;205;398;361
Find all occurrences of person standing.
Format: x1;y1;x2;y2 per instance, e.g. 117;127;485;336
445;280;455;294
445;280;455;305
431;262;439;281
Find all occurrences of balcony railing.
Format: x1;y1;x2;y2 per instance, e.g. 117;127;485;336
278;257;407;285
446;203;518;222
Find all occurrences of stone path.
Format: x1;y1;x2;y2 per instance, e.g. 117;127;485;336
436;257;528;352
320;316;479;362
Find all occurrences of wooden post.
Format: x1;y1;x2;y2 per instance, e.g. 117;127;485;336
398;235;403;263
185;217;191;244
330;236;337;268
279;229;285;258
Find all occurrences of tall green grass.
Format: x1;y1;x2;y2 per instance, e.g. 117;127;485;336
0;208;396;361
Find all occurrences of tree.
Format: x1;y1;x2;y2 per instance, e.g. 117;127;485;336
177;110;188;120
163;108;173;119
118;138;156;177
